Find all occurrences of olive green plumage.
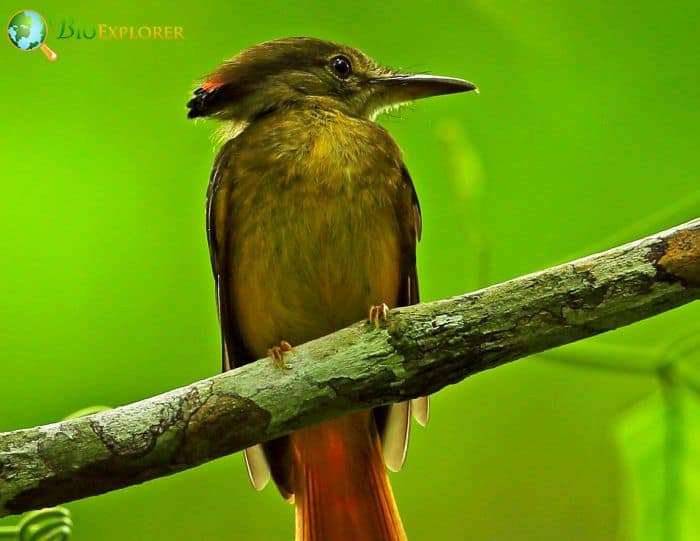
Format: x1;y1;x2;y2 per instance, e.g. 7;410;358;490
189;37;475;540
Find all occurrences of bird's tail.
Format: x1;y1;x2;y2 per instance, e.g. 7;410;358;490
291;410;407;541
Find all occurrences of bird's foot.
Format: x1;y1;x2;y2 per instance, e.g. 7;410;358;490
268;340;293;369
368;303;390;329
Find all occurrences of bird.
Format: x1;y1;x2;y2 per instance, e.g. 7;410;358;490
187;37;476;541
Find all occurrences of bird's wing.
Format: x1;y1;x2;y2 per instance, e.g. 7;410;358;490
377;163;428;472
396;164;422;307
207;139;248;370
207;139;273;491
397;165;430;427
400;167;430;427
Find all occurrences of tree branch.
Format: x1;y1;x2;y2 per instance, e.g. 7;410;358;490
1;218;698;516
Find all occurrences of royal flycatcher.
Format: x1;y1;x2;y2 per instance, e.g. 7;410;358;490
187;37;476;541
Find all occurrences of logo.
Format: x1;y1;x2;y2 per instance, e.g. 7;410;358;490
56;21;185;41
7;10;185;61
7;9;57;61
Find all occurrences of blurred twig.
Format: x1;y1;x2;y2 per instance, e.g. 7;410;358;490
538;342;661;375
538;328;700;378
559;191;700;264
61;405;112;421
0;218;697;517
437;119;491;288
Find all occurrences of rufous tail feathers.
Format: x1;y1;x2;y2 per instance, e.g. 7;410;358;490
291;410;407;541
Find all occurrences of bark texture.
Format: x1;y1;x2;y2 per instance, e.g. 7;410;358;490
1;218;698;516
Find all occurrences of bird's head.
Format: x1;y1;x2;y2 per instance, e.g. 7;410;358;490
187;37;476;125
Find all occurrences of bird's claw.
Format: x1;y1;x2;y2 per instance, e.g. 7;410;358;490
368;303;390;329
268;340;293;369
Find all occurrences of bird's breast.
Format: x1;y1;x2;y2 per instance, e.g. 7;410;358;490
228;111;403;358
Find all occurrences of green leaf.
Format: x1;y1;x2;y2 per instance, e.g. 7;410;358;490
616;386;700;541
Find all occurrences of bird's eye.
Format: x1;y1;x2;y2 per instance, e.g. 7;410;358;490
330;55;352;79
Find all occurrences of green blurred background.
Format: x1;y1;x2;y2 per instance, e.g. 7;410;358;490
2;1;699;540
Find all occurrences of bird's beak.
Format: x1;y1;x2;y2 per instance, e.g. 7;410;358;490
368;73;478;104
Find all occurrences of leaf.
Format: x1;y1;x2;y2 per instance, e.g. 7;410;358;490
616;386;700;541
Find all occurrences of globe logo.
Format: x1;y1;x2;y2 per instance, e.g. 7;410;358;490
7;9;57;61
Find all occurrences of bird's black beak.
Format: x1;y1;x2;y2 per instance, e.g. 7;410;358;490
368;73;478;104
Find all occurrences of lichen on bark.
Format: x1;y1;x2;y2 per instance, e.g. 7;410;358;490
0;218;697;517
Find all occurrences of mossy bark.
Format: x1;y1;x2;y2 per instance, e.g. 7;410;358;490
1;218;698;517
